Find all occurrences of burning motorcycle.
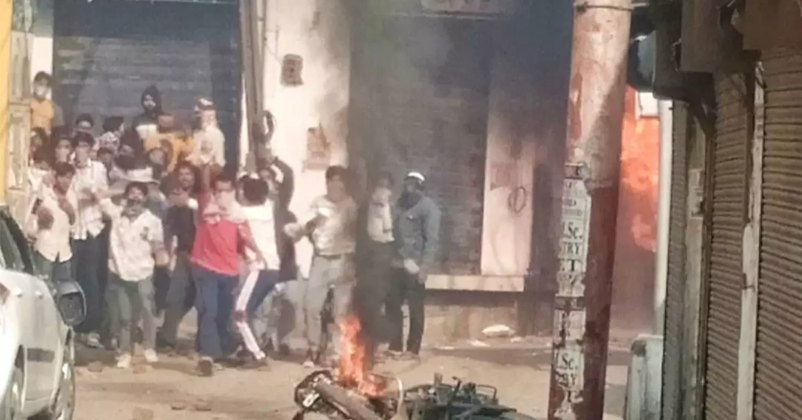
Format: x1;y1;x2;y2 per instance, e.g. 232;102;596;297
293;371;536;420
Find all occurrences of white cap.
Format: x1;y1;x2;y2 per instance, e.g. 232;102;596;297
196;97;215;110
125;168;158;184
406;171;426;183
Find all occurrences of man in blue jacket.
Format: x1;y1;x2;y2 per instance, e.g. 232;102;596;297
386;171;441;360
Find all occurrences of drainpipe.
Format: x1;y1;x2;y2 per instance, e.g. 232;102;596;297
654;99;672;335
239;0;264;159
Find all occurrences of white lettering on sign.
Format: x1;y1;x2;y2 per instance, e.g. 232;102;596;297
420;0;519;14
557;171;591;298
553;345;585;420
554;346;584;384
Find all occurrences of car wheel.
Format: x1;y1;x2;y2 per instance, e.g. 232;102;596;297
45;347;75;420
0;366;23;420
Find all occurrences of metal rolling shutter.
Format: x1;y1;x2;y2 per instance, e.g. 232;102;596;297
704;75;749;420
351;17;492;274
661;102;689;420
53;0;241;163
754;50;802;420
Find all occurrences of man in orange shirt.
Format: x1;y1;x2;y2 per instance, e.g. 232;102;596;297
144;113;193;172
30;72;64;137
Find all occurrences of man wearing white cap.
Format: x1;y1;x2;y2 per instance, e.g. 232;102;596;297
386;171;441;360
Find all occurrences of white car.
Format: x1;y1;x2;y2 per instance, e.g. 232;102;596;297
0;205;86;420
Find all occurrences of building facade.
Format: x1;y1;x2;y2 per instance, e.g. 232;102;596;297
657;0;802;418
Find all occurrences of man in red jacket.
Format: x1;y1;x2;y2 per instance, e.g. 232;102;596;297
191;164;263;376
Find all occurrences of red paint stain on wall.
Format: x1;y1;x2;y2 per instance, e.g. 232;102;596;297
611;87;659;331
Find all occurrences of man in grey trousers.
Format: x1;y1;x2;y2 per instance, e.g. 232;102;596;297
386;171;441;360
285;166;357;368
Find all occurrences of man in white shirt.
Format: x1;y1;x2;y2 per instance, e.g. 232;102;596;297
70;132;109;348
233;177;279;367
97;181;167;369
27;162;77;284
286;166;357;368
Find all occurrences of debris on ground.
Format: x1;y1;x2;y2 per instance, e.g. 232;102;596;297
481;325;515;338
193;400;213;412
468;339;490;348
169;402;188;411
87;362;104;373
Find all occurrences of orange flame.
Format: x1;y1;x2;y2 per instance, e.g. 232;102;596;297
619;88;659;253
338;314;384;397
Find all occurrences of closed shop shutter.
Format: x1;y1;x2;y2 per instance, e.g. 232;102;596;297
754;49;802;420
53;1;241;163
350;17;493;274
704;75;749;420
660;102;689;420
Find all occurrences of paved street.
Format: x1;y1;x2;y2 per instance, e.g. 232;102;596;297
73;334;630;420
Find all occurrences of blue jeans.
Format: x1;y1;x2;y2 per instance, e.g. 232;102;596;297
193;264;237;360
246;270;279;319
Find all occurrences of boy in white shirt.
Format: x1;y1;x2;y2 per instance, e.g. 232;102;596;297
97;181;167;368
71;131;109;348
233;177;279;368
26;162;78;284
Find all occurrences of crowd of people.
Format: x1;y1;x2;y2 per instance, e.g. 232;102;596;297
23;70;442;377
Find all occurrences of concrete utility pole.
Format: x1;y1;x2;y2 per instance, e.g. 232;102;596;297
547;0;632;419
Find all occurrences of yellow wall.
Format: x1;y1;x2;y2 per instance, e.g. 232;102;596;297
0;0;12;200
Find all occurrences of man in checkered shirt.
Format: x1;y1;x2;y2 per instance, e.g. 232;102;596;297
97;181;168;369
